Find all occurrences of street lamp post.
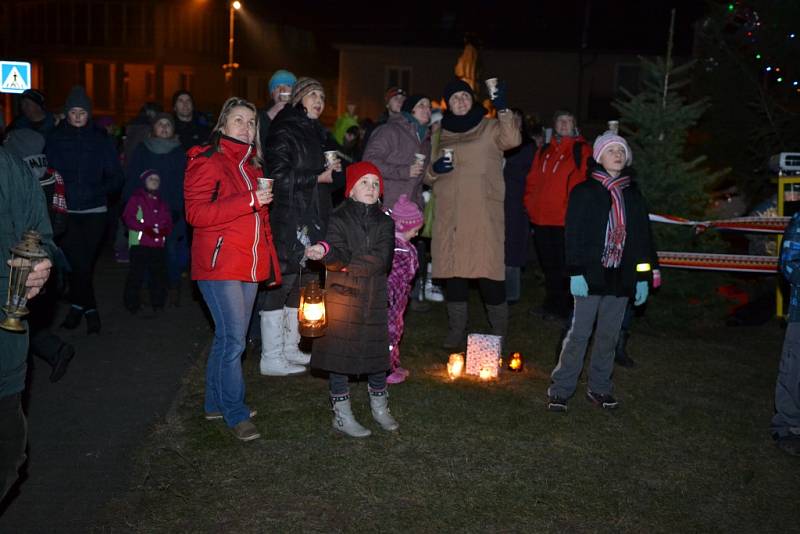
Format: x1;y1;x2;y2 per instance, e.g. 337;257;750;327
223;1;241;96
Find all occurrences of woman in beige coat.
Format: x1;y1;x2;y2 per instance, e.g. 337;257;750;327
427;79;521;349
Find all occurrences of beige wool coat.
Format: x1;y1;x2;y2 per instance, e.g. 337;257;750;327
428;111;521;281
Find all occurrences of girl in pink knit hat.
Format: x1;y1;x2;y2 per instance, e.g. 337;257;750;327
386;194;425;383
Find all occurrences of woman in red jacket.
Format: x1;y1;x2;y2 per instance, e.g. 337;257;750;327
184;97;280;442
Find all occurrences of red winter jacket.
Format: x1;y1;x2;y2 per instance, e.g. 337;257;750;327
184;136;281;284
523;136;591;227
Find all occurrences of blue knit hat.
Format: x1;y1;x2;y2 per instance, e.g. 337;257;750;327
268;70;297;94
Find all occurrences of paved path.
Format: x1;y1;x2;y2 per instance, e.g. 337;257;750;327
0;250;210;533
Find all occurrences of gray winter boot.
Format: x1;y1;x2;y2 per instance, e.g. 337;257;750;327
442;301;468;350
486;302;509;338
368;388;399;431
331;394;371;438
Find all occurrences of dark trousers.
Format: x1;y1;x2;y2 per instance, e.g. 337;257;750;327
445;277;506;305
124;245;168;311
533;224;570;316
247;270;310;342
0;393;27;501
59;212;107;310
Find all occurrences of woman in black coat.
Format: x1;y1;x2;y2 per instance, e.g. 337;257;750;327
306;162;397;438
253;77;344;377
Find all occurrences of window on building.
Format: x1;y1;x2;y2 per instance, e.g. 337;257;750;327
123;70;130;103
92;63;112;111
145;69;156;100
179;72;194;92
615;64;641;96
385;66;411;93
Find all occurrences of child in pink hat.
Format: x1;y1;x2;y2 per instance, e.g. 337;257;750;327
386;194;424;383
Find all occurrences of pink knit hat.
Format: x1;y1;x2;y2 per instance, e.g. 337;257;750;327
390;194;423;233
593;131;632;166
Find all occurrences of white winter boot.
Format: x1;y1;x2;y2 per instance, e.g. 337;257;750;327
283;306;311;365
369;388;400;431
259;309;306;376
331;394;371;438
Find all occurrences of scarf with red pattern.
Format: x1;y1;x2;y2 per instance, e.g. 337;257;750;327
592;169;630;268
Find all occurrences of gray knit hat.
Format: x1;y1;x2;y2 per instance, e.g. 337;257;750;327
4;128;45;159
290;77;324;106
64;85;92;116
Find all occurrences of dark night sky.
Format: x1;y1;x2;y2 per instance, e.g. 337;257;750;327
253;0;710;55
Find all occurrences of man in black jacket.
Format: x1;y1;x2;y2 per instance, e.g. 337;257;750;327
172;90;211;152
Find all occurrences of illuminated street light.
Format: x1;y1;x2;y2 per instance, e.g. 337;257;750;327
222;1;242;96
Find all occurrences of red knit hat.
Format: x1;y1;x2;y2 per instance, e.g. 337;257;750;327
345;161;384;199
389;194;423;233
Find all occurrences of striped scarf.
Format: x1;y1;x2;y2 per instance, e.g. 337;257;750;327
592;169;630;268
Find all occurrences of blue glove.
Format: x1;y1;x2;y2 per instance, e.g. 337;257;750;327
491;81;508;111
634;280;649;306
570;275;588;298
432;156;454;174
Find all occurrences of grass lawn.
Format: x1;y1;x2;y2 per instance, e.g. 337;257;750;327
98;270;797;533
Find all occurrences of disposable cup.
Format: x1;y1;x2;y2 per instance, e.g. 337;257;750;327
442;148;455;166
414;153;426;165
607;120;620;134
257;177;273;193
324;151;340;168
485;77;499;99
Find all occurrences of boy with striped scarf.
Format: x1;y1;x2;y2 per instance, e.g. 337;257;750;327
547;132;655;412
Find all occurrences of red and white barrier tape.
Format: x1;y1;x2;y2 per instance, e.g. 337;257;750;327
649;214;790;234
657;251;778;273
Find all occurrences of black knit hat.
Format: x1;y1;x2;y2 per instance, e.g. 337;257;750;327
401;94;430;114
64;85;92;116
21;89;46;110
442;79;473;103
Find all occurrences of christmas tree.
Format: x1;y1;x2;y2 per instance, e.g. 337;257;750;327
613;10;726;251
694;0;800;203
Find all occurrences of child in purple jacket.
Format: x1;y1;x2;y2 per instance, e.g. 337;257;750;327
122;169;173;313
386;194;424;384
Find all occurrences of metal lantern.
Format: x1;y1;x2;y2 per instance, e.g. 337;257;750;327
2;230;48;332
508;352;524;372
298;279;327;337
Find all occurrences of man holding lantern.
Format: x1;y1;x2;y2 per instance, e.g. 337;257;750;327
0;145;54;500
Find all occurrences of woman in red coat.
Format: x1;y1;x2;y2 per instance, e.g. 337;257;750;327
184;97;280;442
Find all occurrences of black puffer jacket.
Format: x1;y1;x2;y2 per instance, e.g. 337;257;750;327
311;198;395;376
565;167;654;297
265;105;328;272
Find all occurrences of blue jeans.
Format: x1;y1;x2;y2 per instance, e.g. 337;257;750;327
198;280;257;427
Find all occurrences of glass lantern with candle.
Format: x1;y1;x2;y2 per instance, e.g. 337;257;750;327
298;279;327;337
2;230;48;332
447;353;465;379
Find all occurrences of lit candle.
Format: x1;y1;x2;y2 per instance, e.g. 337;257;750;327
508;352;523;372
479;366;493;381
447;353;464;379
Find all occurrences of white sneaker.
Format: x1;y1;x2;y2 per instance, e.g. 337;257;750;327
424;263;445;302
425;279;445;302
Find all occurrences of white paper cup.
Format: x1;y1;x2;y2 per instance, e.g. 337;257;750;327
324;151;339;168
607;120;619;134
485;77;499;99
257;177;273;192
442;148;455;166
279;92;292;103
414;153;426;165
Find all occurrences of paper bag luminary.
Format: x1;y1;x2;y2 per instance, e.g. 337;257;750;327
466;333;502;379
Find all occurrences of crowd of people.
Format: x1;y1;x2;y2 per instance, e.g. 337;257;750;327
2;64;798;500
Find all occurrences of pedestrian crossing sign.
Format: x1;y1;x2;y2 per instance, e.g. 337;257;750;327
0;61;31;94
